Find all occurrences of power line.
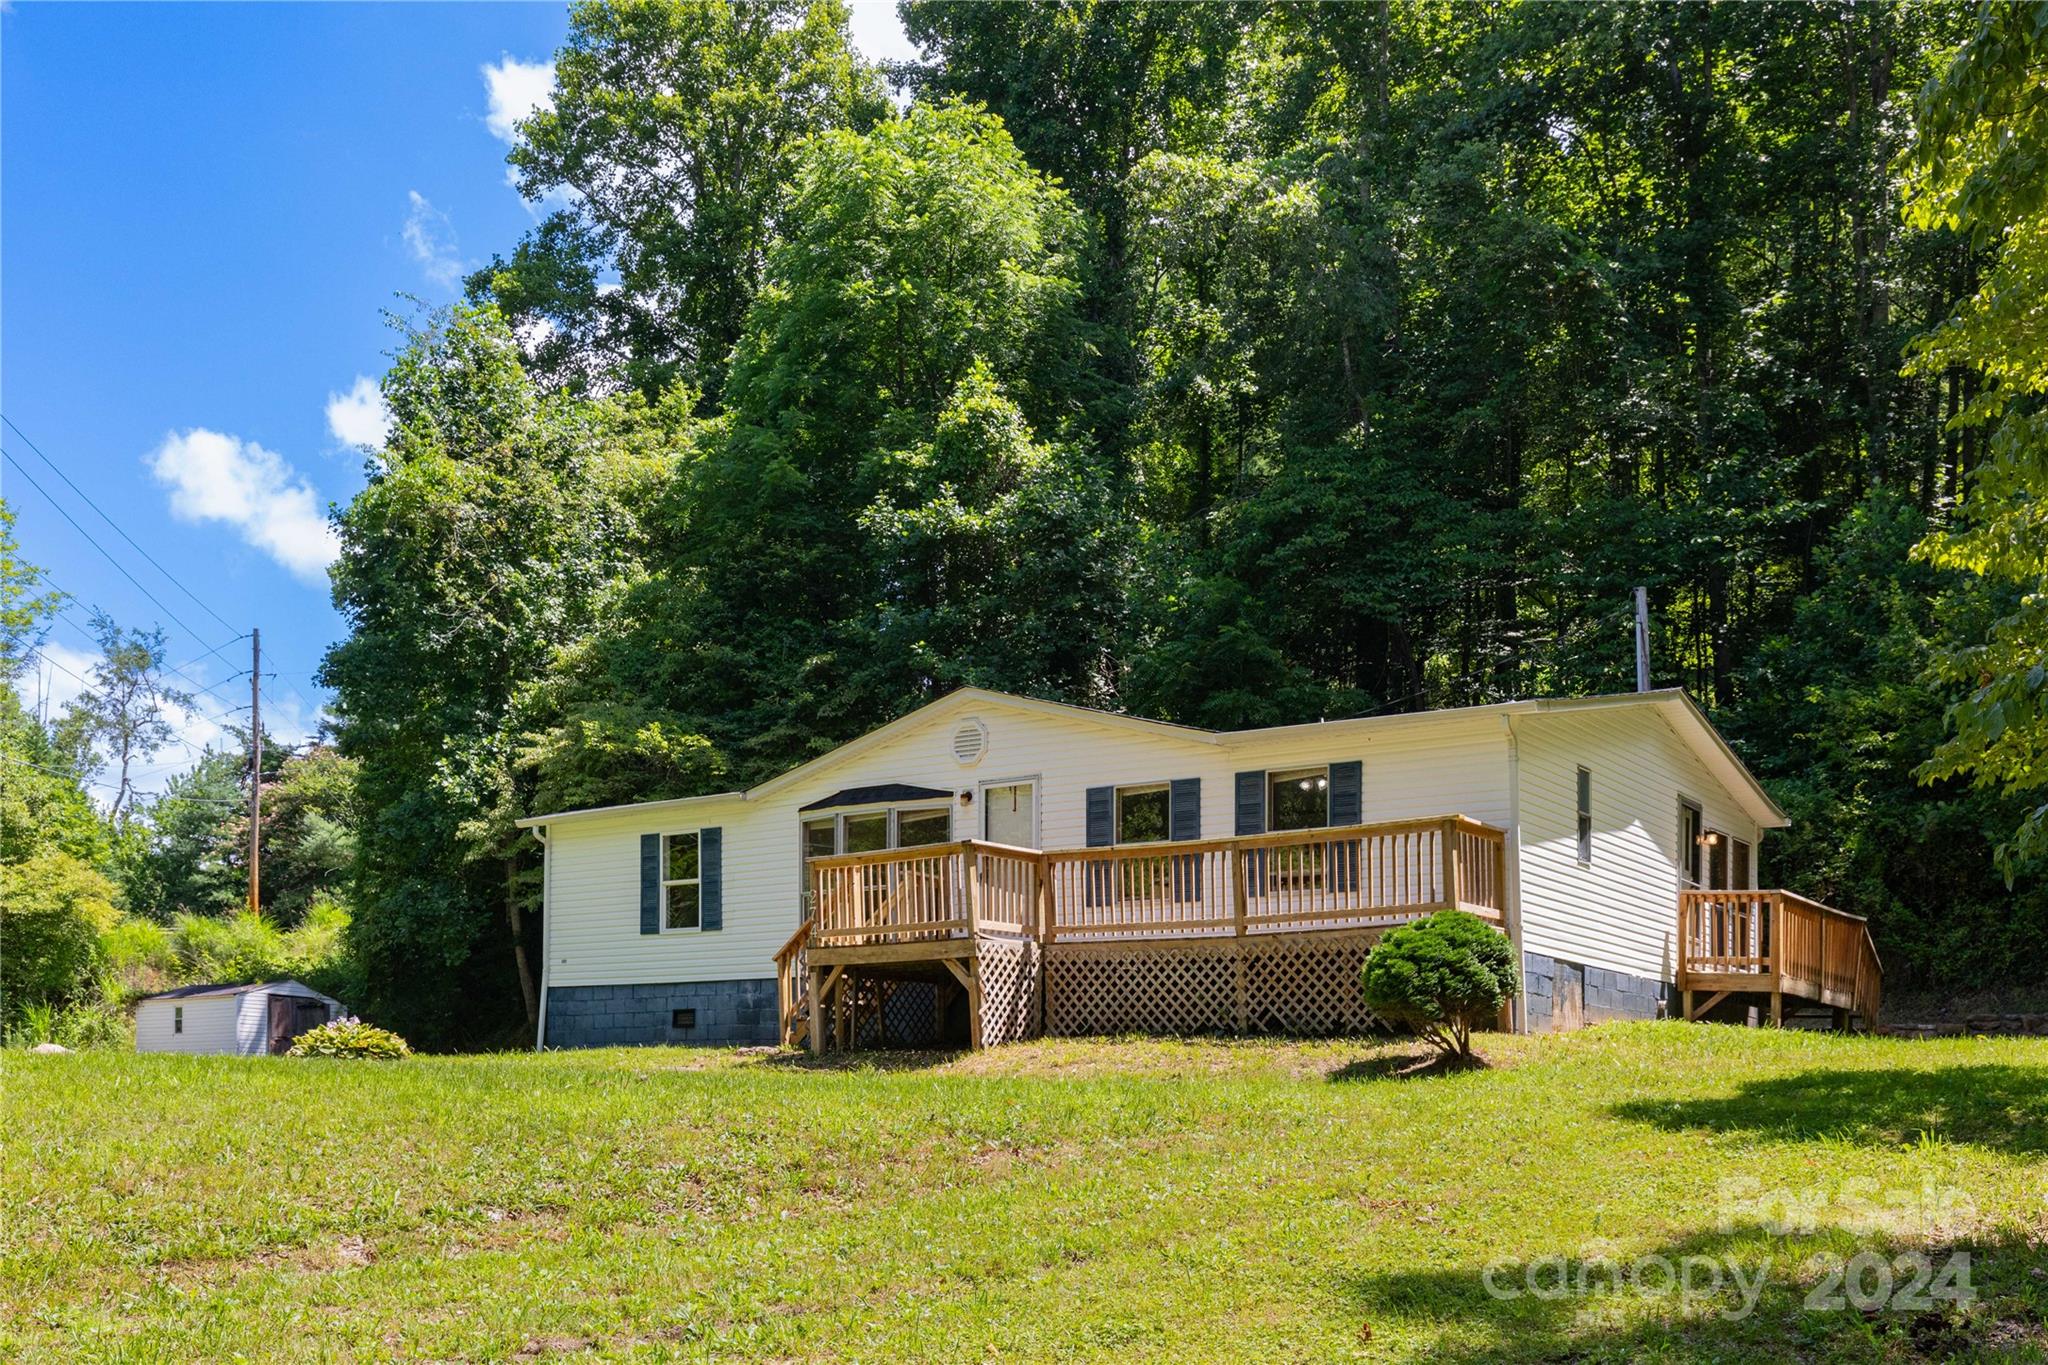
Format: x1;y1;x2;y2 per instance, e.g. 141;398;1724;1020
37;576;249;718
0;755;245;807
30;636;255;763
0;413;239;633
2;447;214;651
171;632;252;677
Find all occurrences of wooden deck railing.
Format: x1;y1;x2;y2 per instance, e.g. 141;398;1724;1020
1678;889;1882;1025
807;839;1047;946
805;816;1508;951
1040;816;1507;942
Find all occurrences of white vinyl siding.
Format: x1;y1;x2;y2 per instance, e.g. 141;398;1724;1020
539;698;1515;989
1514;707;1763;985
135;996;241;1054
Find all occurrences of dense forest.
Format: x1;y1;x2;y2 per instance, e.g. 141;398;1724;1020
304;0;2048;1047
10;0;2040;1051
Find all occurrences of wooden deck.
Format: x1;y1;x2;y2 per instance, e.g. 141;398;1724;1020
772;829;1887;1050
779;816;1509;1050
1678;889;1883;1028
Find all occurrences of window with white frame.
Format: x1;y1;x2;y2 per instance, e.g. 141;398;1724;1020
1268;767;1330;832
843;811;887;854
803;806;953;865
1114;783;1170;844
802;817;836;863
896;807;952;847
663;831;701;930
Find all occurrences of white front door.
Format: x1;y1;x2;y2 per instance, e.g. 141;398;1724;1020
983;781;1037;848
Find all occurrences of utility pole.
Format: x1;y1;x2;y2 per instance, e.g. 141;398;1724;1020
249;627;261;917
1633;587;1651;693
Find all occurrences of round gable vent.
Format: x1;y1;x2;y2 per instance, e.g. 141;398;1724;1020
952;718;989;767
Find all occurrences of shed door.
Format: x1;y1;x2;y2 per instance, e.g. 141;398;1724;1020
268;995;329;1054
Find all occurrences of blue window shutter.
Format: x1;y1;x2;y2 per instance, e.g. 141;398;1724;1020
1329;761;1363;826
1086;787;1114;846
639;833;661;935
1168;778;1201;901
1234;771;1266;836
700;827;723;931
1169;778;1201;841
1235;771;1266;896
1084;786;1114;906
1329;761;1363;892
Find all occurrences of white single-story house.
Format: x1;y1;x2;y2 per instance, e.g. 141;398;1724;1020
518;687;1880;1049
133;980;344;1056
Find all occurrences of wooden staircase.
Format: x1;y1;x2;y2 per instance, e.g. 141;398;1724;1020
1678;890;1882;1029
772;920;812;1047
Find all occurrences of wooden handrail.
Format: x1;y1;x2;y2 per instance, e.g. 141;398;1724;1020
772;919;811;968
1678;889;1882;1027
806;837;1045;872
772;919;813;1047
803;816;1510;952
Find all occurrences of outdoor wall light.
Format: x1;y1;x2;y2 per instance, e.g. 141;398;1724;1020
959;790;974;805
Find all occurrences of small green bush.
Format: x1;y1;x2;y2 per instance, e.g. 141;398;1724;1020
1360;910;1518;1066
287;1018;411;1060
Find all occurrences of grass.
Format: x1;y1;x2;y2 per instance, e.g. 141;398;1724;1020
4;1023;2046;1362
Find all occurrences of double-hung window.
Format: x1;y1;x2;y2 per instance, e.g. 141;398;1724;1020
173;1006;184;1035
1268;767;1330;832
662;831;702;931
1114;783;1170;844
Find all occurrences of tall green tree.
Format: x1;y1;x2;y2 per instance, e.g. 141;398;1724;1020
480;0;889;401
1906;1;2048;877
321;306;658;1043
558;103;1121;784
0;501;62;687
121;745;247;922
902;0;1252;463
54;612;192;829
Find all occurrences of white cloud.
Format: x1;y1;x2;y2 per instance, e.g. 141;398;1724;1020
147;428;340;585
325;375;392;450
847;3;919;64
403;190;467;290
483;56;554;144
14;640;96;724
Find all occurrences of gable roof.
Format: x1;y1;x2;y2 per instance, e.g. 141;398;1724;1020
136;979;332;1003
518;685;1786;829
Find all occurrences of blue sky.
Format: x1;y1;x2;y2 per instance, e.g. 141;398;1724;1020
3;2;913;795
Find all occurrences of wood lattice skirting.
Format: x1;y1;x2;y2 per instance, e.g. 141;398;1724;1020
1043;927;1386;1037
975;936;1042;1047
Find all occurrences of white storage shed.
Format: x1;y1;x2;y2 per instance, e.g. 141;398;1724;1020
133;980;345;1056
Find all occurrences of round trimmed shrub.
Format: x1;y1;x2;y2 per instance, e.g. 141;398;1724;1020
1360;910;1518;1066
287;1017;411;1059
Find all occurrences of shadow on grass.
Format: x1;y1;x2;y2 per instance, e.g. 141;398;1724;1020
1327;1050;1486;1082
747;1047;969;1073
1335;1223;2048;1364
1613;1064;2048;1155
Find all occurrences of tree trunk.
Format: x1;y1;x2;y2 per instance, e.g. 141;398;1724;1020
506;858;538;1030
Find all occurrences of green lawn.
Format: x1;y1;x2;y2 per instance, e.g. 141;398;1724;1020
5;1024;2046;1362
